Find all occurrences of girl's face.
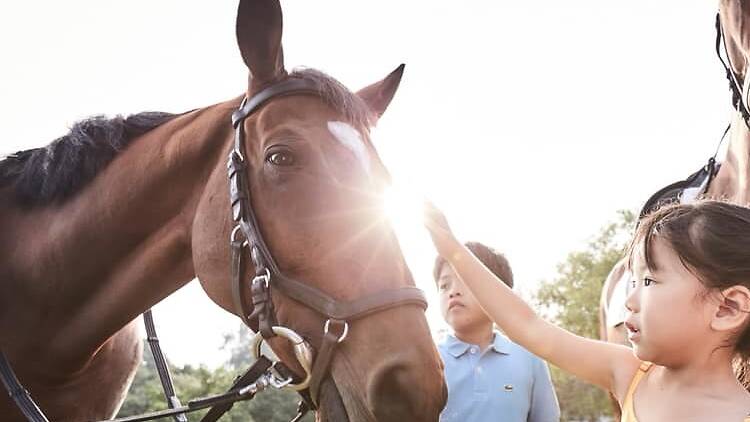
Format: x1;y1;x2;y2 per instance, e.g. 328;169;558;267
624;237;715;365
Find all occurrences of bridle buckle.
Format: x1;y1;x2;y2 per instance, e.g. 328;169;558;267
253;268;271;289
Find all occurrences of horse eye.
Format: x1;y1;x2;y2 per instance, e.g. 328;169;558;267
267;151;295;166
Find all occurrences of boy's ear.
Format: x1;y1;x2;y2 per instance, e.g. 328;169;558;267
711;286;750;332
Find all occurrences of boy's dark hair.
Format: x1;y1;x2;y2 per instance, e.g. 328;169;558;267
433;241;514;289
626;200;750;388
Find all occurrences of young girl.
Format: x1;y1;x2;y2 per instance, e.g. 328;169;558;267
424;200;750;421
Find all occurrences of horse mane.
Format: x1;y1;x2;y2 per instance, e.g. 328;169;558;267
0;68;369;208
0;111;178;207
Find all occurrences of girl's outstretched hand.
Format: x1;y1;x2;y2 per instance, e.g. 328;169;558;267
423;201;461;258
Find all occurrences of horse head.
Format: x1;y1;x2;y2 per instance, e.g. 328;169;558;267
192;1;447;420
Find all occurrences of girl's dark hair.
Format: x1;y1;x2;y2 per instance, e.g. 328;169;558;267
626;200;750;387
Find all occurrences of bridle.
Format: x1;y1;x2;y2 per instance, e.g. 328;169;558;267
226;76;428;417
638;10;750;217
635;13;749;221
716;12;750;129
0;77;428;422
623;11;750;303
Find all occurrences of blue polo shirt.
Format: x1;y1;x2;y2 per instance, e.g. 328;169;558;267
438;331;560;422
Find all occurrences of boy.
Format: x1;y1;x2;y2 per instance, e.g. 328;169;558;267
436;242;560;422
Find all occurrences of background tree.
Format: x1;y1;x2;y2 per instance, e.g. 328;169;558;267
534;210;635;422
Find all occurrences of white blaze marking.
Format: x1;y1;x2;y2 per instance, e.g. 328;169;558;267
327;121;370;175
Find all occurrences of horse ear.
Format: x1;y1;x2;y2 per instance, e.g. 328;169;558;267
236;0;287;93
356;64;405;123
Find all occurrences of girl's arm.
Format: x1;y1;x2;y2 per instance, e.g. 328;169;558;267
424;203;640;397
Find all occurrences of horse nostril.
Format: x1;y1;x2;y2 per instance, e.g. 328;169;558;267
367;361;422;420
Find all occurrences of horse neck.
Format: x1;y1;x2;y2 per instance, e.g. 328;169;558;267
708;112;750;205
1;100;236;369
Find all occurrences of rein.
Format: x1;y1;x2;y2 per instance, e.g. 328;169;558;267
0;310;294;422
0;352;47;422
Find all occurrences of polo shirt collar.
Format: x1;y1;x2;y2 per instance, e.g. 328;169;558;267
444;330;511;357
488;330;511;355
444;334;472;358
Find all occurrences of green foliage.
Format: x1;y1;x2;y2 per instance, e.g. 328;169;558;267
534;210;635;422
117;326;312;422
117;351;172;420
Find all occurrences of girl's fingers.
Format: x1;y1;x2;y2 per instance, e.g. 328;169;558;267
424;202;450;231
423;200;454;245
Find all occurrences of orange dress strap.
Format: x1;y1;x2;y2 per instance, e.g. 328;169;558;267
620;361;653;422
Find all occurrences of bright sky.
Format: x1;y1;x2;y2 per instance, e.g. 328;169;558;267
1;1;730;367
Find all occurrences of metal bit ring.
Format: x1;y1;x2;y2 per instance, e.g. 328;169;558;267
250;326;313;391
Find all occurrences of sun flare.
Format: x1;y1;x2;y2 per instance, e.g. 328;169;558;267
383;185;427;234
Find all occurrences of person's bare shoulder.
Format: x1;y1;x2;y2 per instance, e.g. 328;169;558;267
609;350;642;404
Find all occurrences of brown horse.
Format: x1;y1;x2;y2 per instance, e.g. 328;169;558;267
599;1;750;416
0;1;447;421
